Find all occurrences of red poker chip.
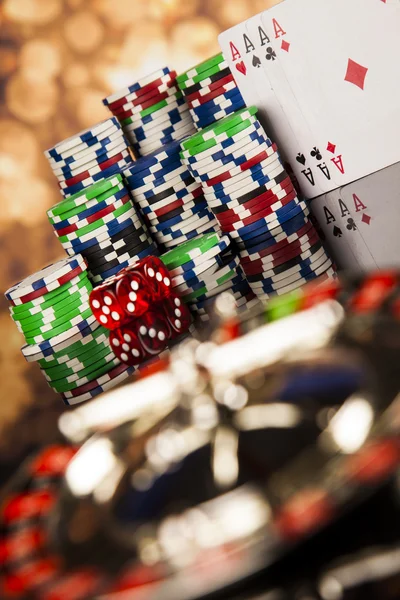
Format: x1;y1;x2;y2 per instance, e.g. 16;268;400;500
60;152;127;188
217;190;298;231
343;439;400;484
0;528;46;565
274;488;335;541
184;73;235;103
2;491;55;524
241;236;321;275
215;179;294;219
212;176;293;214
205;144;279;187
187;81;238;108
113;90;178;121
240;227;318;267
107;70;178;111
30;446;77;477
55;194;131;237
240;222;315;262
350;271;397;314
301;278;342;309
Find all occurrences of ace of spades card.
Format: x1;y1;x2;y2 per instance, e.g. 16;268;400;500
259;0;400;190
310;162;400;272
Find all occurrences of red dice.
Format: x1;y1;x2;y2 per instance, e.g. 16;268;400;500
126;256;172;302
89;285;127;330
89;256;191;369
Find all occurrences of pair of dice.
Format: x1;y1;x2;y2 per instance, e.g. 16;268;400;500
89;256;191;366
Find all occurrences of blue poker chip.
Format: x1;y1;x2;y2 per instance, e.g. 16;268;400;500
52;188;128;231
161;223;216;245
140;174;196;203
208;157;283;195
155;208;214;235
64;215;145;254
47;117;120;160
188;274;249;304
54;139;131;178
194;102;246;130
152;201;209;230
233;200;305;241
238;211;311;254
125;159;183;187
123;140;183;174
89;243;158;281
127;167;192;192
191;141;275;183
133;114;189;142
250;259;332;295
191;89;244;116
62;156;133;197
53;134;129;169
177;257;240;292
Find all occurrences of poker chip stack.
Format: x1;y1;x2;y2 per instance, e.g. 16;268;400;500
176;52;246;131
103;67;196;157
47;175;158;285
123;141;218;251
4;256;135;406
180;106;336;300
161;232;259;320
45;117;133;198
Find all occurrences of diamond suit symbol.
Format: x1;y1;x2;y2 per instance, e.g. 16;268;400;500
362;213;371;225
344;59;368;90
327;142;336;154
281;40;290;52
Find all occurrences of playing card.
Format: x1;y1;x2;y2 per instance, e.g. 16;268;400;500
260;0;400;189
310;162;400;271
219;16;327;199
251;13;333;197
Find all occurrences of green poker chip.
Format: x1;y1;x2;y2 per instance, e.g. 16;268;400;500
266;290;303;322
47;174;124;219
38;325;109;367
178;58;228;90
24;307;93;344
176;53;225;84
57;201;134;243
180;107;258;153
47;355;120;393
161;232;221;269
43;339;112;380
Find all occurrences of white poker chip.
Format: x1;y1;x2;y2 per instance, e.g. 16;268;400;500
48;130;126;168
132;176;195;204
59;153;132;191
52;140;129;178
171;258;220;286
204;165;287;204
174;256;241;294
250;257;333;293
193;142;277;180
122;105;191;136
104;67;172;105
203;157;283;195
46;118;120;157
250;251;331;287
256;265;337;301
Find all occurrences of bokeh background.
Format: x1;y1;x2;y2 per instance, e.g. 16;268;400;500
0;0;279;475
